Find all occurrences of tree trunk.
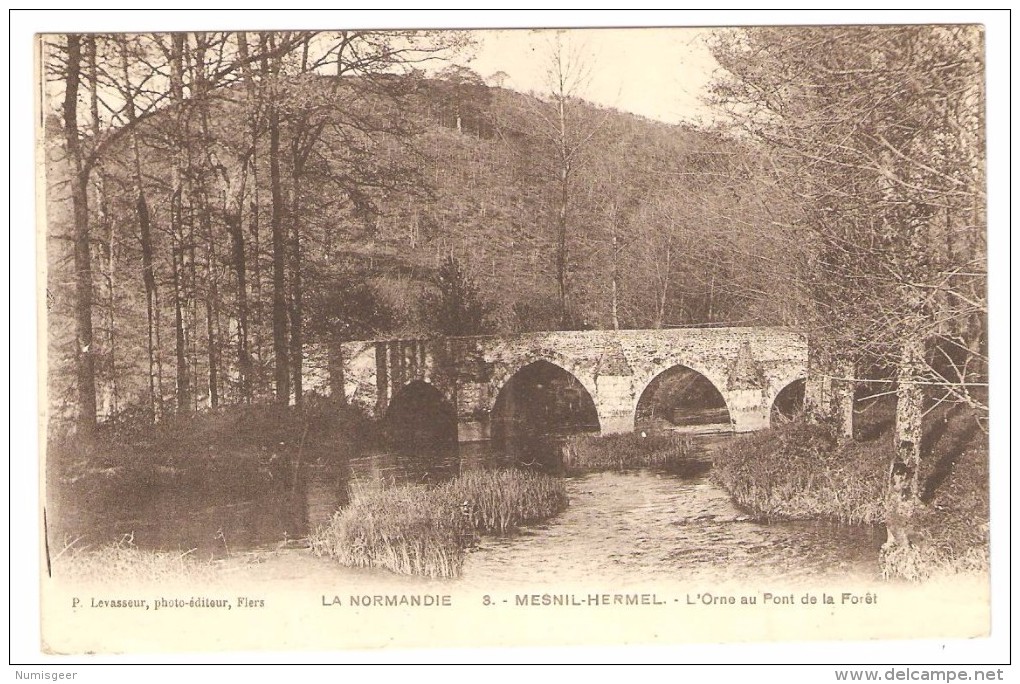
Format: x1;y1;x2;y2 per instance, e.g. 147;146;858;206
140;193;164;419
267;42;290;404
289;173;304;405
226;208;250;401
169;34;192;412
100;177;118;418
655;241;672;329
193;43;220;410
63;35;97;434
201;192;220;409
119;35;163;420
328;343;347;406
884;334;926;560
230;31;255;402
250;176;264;383
832;358;855;442
556;161;569;326
88;37;117;419
707;272;716;323
610;226;620;331
171;234;191;411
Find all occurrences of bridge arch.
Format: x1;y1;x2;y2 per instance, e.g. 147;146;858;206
489;359;601;438
486;352;599;414
384;379;458;445
633;361;733;432
769;375;807;423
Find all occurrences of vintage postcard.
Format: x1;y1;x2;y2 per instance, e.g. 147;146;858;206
29;15;1000;660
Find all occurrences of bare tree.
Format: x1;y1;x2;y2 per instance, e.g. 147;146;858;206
525;31;610;328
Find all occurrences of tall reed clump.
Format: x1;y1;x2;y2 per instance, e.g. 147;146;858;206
444;469;569;534
711;421;887;525
310;469;568;578
561;432;704;475
310;485;469;578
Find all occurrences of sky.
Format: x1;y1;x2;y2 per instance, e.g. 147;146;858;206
464;28;720;125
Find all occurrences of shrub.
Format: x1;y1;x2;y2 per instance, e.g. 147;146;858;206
712;409;989;582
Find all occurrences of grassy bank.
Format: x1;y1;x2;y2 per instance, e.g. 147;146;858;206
712;422;887;525
560;432;707;476
712;406;989;580
310;469;568;578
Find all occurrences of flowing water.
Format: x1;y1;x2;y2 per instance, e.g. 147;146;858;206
50;436;884;585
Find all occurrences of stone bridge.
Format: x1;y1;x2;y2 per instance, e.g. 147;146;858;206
312;328;809;442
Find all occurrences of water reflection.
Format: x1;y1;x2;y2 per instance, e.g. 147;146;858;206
51;435;884;583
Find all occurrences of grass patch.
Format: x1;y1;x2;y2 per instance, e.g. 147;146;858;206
310;485;469;578
561;432;707;476
51;536;216;585
310;469;568;578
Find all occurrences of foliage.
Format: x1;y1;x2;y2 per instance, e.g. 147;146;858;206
45;29;813;432
43;30;470;427
423;254;488;336
47;399;373;492
303;268;399;343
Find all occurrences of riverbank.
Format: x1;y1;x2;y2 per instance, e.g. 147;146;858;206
712;405;988;580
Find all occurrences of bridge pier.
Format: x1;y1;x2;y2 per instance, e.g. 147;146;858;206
595;373;637;436
457;417;491;443
725;388;770;432
598;413;634;435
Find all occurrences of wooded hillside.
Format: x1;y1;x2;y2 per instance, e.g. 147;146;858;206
44;31;807;430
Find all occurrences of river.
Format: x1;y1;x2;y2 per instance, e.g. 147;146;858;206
50;435;884;586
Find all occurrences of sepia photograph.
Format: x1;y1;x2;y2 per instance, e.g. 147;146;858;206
15;9;1007;670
